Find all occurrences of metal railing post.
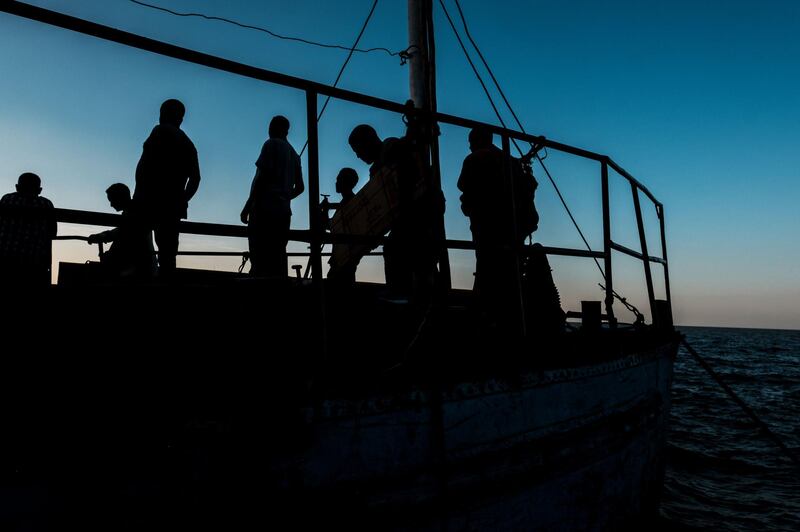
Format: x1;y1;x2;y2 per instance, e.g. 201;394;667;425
631;183;657;323
306;90;327;358
501;134;526;337
601;160;616;327
658;203;672;310
306;91;323;283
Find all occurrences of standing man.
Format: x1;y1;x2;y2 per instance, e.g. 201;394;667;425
133;99;201;277
457;127;518;324
348;124;439;301
240;115;304;278
0;172;57;286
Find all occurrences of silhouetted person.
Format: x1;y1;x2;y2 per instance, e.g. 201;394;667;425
326;167;359;285
0;172;57;286
457;127;523;325
240;115;304;277
348;124;437;300
335;167;358;204
133;99;201;277
88;183;156;279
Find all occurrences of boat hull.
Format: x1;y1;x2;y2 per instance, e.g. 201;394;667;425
0;285;677;530
286;340;677;530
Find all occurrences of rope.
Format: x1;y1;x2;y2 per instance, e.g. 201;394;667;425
300;0;382;157
681;339;800;468
437;0;523;156
128;0;412;59
599;283;643;324
452;0;524;142
536;157;606;278
449;0;605;279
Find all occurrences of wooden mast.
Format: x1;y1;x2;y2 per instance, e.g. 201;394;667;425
408;0;452;289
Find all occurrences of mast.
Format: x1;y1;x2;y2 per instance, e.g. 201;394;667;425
408;0;452;289
407;0;428;108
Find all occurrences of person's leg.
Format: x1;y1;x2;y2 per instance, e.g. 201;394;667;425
248;225;265;277
473;228;505;324
278;214;290;277
410;226;436;306
262;214;290;278
384;227;413;297
382;234;396;291
154;220;179;277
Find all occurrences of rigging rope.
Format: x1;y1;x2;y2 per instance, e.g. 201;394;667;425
449;0;605;278
600;283;643;324
300;0;383;278
681;339;800;468
300;0;382;157
437;0;522;156
128;0;413;59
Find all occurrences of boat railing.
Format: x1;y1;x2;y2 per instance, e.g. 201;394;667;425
1;1;671;327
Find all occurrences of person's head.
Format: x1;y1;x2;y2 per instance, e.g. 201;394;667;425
348;124;382;164
16;172;42;197
105;182;131;212
468;127;493;152
268;115;290;139
159;99;185;127
335;167;359;196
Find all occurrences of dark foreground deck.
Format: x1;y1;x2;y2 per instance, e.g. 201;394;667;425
0;268;678;530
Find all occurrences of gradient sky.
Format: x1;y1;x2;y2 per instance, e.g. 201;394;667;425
1;0;798;329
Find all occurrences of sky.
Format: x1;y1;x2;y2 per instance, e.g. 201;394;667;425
1;0;798;329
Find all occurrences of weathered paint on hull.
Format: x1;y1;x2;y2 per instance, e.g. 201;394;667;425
291;341;677;530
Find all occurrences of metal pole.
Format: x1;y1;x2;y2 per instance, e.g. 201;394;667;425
658;204;672;309
502;135;527;336
306;90;327;358
601;160;616;327
408;0;451;290
408;0;428;109
306;91;323;282
631;183;656;324
423;0;451;290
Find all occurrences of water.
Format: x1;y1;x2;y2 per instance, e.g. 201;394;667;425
660;327;800;531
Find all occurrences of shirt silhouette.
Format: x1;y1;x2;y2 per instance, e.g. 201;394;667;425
241;115;304;278
0;172;56;286
133;99;201;276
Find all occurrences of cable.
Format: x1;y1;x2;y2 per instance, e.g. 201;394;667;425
449;0;605;278
537;158;605;277
300;0;382;157
452;0;527;146
128;0;412;59
298;0;383;279
682;339;800;468
437;0;523;156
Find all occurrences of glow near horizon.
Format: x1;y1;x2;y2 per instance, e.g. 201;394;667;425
1;0;799;330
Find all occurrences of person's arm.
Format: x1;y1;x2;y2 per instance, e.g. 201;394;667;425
88;228;118;245
184;147;201;205
45;200;57;240
457;158;473;217
240;168;260;224
289;156;304;200
134;131;153;191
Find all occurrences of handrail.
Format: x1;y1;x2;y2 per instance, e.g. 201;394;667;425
609;241;666;265
606;158;661;208
48;207;604;260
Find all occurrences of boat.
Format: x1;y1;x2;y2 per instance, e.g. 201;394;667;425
0;1;679;529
